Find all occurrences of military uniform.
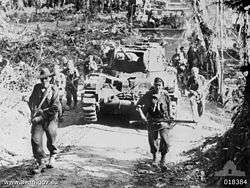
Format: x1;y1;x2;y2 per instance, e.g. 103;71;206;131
62;67;80;108
28;83;60;164
186;73;205;120
171;52;180;68
127;0;136;22
187;74;206;95
205;49;217;78
53;71;66;118
54;72;66;101
137;88;172;160
187;45;198;72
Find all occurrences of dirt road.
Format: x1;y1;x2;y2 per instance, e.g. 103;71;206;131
0;96;230;188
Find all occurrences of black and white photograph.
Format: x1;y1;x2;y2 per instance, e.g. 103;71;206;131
0;0;249;187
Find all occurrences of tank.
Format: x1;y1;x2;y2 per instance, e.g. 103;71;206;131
135;0;189;37
81;73;123;122
81;41;180;123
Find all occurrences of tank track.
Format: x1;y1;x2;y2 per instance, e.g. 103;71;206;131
82;88;98;122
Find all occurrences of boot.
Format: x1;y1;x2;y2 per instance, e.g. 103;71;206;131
47;155;56;168
160;154;168;171
32;159;46;174
152;153;158;167
160;153;165;163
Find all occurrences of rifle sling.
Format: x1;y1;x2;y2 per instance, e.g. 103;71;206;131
33;85;51;117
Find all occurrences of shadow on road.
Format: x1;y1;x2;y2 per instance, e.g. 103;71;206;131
59;104;146;131
0;145;136;188
97;114;147;131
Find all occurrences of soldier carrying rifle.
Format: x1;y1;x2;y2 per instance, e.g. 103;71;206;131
136;77;173;169
28;68;60;174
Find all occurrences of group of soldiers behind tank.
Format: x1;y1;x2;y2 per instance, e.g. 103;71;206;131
171;38;218;97
56;57;79;106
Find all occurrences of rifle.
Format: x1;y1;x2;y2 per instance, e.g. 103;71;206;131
31;85;51;118
129;119;197;124
134;106;197;129
129;119;197;130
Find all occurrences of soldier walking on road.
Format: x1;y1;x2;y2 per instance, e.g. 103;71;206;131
186;67;206;122
53;64;66;121
62;59;80;109
137;77;172;169
28;68;60;174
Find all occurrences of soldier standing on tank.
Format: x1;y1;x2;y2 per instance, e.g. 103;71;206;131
137;77;172;169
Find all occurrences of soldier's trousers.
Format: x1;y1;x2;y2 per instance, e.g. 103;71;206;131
31;119;58;161
148;123;170;155
66;86;78;107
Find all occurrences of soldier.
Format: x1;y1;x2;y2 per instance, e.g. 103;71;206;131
177;47;188;95
204;46;217;79
137;77;172;169
186;67;206;122
127;0;136;23
62;59;80;109
240;65;250;120
171;48;180;68
187;43;198;73
53;64;66;121
89;55;102;73
28;68;60;174
180;46;187;59
0;54;7;73
195;38;206;73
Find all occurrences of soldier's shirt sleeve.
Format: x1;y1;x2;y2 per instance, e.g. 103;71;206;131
137;94;145;106
28;84;40;112
198;75;206;88
42;86;60;121
163;92;171;119
137;92;151;113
